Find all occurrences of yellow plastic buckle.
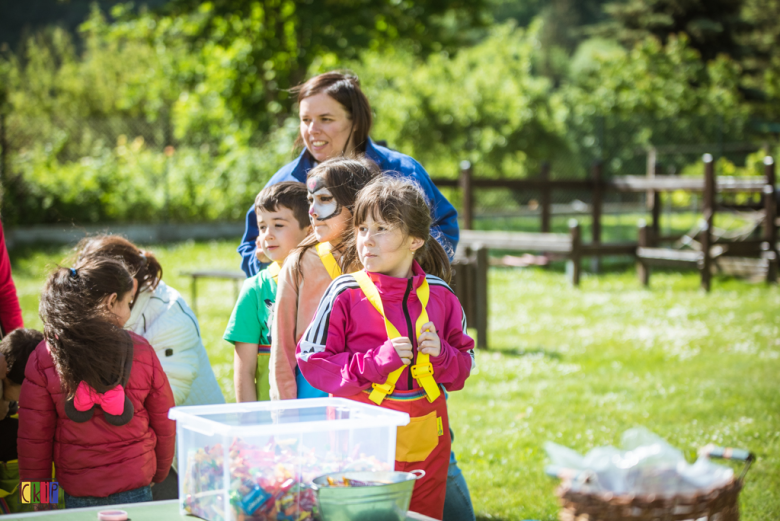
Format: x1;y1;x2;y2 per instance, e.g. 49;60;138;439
411;363;434;379
368;382;395;405
372;382;395;395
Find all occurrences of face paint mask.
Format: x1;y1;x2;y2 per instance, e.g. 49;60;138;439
307;176;342;221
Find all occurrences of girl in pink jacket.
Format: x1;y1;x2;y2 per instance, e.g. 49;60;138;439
270;157;378;400
297;176;475;520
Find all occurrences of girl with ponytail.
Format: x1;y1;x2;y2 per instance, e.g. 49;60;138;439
75;235;224;410
18;257;175;508
296;176;475;520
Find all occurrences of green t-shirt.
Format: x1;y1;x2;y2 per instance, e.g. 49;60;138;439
223;269;277;401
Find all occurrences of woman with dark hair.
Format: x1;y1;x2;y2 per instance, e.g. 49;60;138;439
239;72;473;521
237;70;460;277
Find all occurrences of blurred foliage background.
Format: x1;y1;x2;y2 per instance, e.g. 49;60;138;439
1;0;780;226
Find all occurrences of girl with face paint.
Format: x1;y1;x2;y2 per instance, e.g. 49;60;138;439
306;175;352;248
269;157;378;401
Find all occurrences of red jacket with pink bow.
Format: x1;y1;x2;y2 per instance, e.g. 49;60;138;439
296;262;475;396
18;332;176;497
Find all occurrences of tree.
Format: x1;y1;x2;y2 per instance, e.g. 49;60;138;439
349;22;565;178
136;0;490;137
594;0;747;63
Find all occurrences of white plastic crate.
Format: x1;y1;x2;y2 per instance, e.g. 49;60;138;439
169;398;410;521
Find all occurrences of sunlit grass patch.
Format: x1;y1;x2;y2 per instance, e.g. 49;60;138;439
10;240;780;520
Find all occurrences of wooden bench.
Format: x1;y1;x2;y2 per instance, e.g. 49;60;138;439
636;154;778;290
180;270;246;314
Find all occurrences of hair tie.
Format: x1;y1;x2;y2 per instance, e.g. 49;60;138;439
69;268;79;278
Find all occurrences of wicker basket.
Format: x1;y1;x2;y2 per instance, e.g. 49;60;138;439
553;445;755;521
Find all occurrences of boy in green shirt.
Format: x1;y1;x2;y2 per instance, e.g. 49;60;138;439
224;182;311;401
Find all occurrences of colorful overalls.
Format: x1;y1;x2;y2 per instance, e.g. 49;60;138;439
296;262;475;520
343;272;450;520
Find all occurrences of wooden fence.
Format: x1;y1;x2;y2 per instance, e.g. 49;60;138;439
441;155;778;348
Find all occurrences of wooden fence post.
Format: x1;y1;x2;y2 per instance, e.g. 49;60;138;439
568;219;581;286
651;191;661;244
591;161;603;273
463;246;476;327
701;154;715;292
764;156;777;283
475;245;489;350
647;148;660;243
540;161;551;233
459;160;473;230
637;219;650;286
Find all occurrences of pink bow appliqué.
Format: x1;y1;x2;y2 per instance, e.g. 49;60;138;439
73;381;126;416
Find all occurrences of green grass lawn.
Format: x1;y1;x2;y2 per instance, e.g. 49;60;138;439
10;239;780;520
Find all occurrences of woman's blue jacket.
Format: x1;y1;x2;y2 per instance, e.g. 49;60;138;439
238;140;460;276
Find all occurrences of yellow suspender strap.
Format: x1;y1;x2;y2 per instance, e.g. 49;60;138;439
266;261;281;282
316;242;342;280
352;271;441;405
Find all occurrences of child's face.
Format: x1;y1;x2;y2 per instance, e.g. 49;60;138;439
2;377;20;402
307;180;351;245
356;215;424;278
256;206;311;263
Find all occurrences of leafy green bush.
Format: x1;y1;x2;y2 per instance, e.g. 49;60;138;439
345;22;566;179
5;120;298;225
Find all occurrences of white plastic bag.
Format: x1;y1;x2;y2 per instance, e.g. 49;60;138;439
545;427;733;496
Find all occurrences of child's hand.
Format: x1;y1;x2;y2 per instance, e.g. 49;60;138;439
391;337;413;365
417;322;441;358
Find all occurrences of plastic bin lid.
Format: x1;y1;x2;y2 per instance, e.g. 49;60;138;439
168;397;410;436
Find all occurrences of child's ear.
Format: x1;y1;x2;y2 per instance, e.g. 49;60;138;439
104;292;119;311
409;236;425;253
304;224;313;235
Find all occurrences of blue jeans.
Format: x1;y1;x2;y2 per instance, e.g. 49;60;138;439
444;451;476;521
64;485;152;509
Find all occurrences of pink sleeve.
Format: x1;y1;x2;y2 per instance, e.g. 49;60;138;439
18;349;56;482
0;222;23;334
296;283;405;397
428;292;474;391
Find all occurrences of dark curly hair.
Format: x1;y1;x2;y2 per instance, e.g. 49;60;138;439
0;328;44;385
39;256;135;396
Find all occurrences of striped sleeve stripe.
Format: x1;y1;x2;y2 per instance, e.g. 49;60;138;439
425;274;455;294
424;274;467;332
303;274;360;347
425;275;476;370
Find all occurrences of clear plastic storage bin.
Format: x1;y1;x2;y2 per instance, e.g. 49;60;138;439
169;397;410;521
